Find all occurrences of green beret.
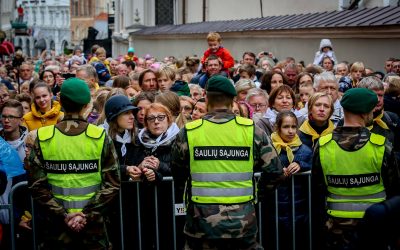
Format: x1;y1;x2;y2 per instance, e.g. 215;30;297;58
340;88;378;114
206;75;236;96
60;78;91;105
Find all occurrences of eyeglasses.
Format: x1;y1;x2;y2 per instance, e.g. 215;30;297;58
249;103;267;109
1;115;22;121
146;114;167;123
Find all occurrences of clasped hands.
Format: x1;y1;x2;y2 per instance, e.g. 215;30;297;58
283;162;301;177
64;212;86;232
127;156;160;182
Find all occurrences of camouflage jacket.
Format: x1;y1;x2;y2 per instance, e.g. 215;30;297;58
171;110;283;239
27;115;121;222
312;127;400;229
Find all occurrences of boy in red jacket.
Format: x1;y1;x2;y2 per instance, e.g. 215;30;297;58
201;32;234;75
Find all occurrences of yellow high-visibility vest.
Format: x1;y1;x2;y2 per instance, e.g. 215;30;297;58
38;124;105;213
319;132;386;218
186;116;255;204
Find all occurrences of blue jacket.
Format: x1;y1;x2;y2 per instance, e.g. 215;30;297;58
0;137;24;179
271;144;312;228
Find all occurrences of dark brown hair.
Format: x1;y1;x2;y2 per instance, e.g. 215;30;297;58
274;110;298;133
268;84;296;108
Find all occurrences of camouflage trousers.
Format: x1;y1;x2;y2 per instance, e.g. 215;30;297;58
324;217;360;250
36;215;111;250
184;235;263;250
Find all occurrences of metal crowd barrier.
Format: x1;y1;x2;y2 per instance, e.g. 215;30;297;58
3;171;312;250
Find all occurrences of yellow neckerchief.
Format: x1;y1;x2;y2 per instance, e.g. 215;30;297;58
271;132;302;163
299;120;335;146
368;111;389;130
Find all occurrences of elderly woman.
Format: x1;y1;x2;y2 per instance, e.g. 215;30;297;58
298;92;335;149
188;83;203;101
234;79;256;102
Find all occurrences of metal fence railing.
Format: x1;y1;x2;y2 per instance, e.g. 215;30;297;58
2;171;312;250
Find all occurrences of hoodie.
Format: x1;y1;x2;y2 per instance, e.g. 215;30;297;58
22;101;64;131
313;39;338;66
0;126;28;161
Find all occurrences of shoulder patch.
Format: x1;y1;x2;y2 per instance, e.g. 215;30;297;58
185;119;203;130
86;124;105;139
235;116;254;126
37;125;55;141
369;132;385;146
319;133;333;146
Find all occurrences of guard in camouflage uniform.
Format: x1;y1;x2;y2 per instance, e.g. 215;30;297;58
27;78;120;250
312;88;400;250
171;75;283;250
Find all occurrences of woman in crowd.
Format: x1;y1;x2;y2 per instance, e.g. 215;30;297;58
40;70;58;95
259;85;301;135
126;103;180;250
321;56;335;72
102;94;138;250
296;72;314;87
179;96;195;118
112;75;130;89
299;92;335;149
96;88;126;126
188;84;203;101
260;71;287;94
103;94;138;167
235;79;256;102
128;103;179;180
191;97;207;121
265;111;312;250
133;91;156;129
155;91;188;128
22;82;63;131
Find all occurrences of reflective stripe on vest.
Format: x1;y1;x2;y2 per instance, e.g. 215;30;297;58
55;199;91;211
319;132;386;219
327;190;386;200
38;124;105;213
51;184;101;196
186;116;254;204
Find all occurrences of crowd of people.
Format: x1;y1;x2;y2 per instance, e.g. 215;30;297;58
0;32;400;249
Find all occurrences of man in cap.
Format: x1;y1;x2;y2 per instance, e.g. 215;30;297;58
27;78;120;249
312;88;400;249
171;75;283;249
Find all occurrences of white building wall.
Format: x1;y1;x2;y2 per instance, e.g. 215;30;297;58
131;36;400;72
0;0;15;37
14;0;70;56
